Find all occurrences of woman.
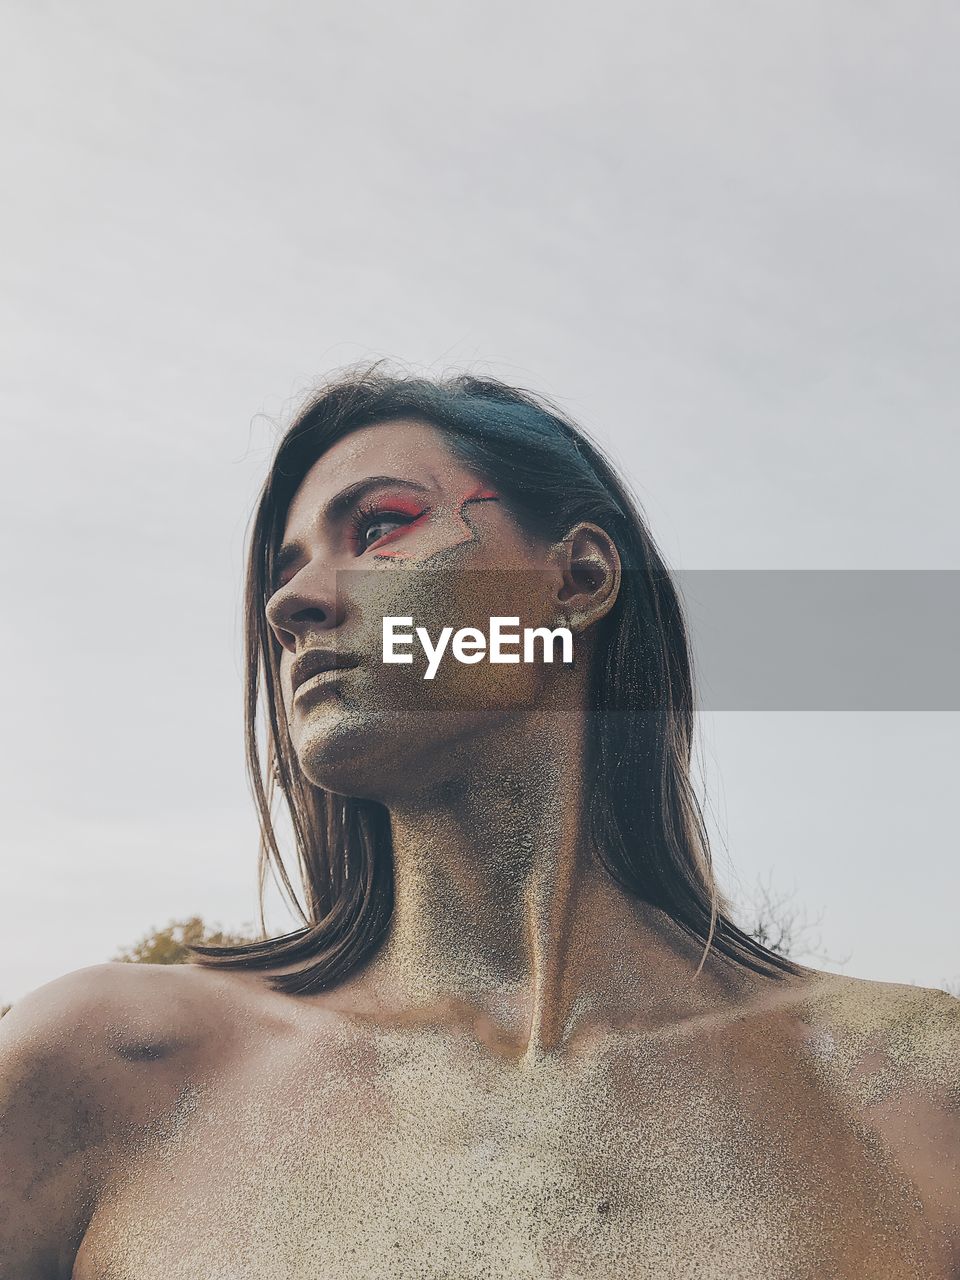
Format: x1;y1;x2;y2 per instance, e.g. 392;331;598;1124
2;369;958;1278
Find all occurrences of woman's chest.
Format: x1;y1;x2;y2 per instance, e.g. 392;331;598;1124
75;1026;939;1279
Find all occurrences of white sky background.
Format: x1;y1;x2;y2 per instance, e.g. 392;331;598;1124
1;1;958;1002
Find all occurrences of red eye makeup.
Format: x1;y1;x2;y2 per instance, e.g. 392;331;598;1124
348;495;432;556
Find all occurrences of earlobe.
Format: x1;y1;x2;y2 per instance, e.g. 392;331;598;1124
553;523;621;632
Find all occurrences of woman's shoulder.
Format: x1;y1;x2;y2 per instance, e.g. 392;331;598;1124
0;962;281;1268
0;959;261;1082
767;967;960;1125
779;969;960;1251
786;968;960;1057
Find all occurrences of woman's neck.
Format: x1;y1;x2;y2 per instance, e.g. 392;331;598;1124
357;699;733;1057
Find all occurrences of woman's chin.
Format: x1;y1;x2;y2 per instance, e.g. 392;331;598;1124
292;709;416;797
291;706;486;800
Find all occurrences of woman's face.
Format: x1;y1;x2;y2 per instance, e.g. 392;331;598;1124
265;418;572;799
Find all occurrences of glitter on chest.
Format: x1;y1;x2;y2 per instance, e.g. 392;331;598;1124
84;1025;854;1280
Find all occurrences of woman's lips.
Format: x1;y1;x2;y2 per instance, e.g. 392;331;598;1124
291;647;364;696
293;661;360;701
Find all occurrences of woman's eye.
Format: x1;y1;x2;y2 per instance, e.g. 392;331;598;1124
350;503;429;555
361;516;406;549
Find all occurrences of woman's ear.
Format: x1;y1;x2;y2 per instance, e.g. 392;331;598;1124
550;522;621;633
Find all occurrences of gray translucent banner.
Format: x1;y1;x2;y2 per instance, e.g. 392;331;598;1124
328;569;960;712
677;570;960;711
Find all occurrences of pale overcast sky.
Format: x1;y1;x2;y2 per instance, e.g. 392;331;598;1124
2;1;958;1002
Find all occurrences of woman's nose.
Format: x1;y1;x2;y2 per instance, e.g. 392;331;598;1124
266;567;343;653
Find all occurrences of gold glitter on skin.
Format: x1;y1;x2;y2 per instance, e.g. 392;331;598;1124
2;418;958;1278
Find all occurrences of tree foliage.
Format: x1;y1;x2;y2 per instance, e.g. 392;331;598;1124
736;873;838;964
112;916;259;965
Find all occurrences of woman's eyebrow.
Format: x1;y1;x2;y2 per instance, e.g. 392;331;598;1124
325;474;431;524
271;475;432;586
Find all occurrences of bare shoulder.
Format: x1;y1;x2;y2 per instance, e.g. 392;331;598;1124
3;958;283;1090
0;960;280;1163
781;968;960;1096
0;962;270;1272
730;965;960;1122
2;961;236;1063
767;969;960;1229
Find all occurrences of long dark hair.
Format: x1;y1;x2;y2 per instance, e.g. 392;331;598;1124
193;364;800;992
